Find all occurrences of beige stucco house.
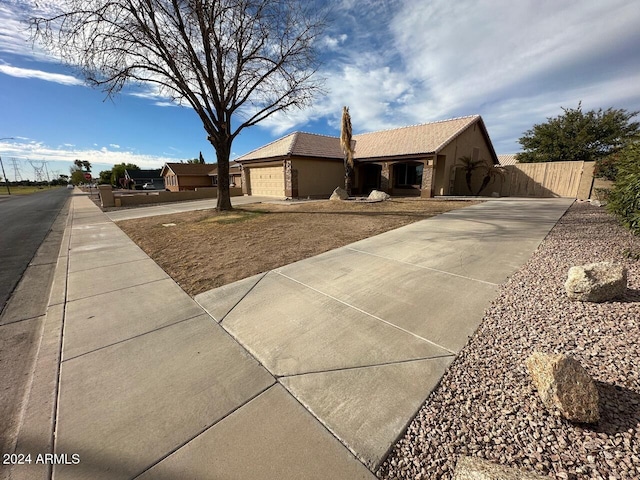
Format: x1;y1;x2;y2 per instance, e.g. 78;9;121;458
235;115;498;198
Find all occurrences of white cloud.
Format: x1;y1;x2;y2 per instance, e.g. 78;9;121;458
255;0;640;148
321;34;348;51
386;0;640;121
0;64;83;86
0;139;180;171
0;1;61;61
109;144;120;149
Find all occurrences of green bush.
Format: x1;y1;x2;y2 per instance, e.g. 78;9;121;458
607;143;640;234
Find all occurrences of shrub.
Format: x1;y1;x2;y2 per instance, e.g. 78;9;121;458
607;143;640;234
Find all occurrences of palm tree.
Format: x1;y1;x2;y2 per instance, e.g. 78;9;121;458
340;106;354;195
457;156;505;195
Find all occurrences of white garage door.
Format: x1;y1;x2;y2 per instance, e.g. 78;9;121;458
249;166;285;197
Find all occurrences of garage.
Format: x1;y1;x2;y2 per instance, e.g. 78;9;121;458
248;165;285;197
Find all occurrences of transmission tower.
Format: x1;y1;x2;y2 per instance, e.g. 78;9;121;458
29;160;48;182
9;158;23;182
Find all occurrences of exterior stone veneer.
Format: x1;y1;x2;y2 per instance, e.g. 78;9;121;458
380;162;390;192
421;162;434;198
284;160;299;198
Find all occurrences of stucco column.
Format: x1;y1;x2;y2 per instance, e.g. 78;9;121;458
381;162;390;192
421;160;434;198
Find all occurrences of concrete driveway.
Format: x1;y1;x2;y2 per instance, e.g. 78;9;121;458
195;197;575;469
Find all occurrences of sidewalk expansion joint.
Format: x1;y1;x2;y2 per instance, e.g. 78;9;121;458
65;276;169;303
275;271;456;355
345;246;500;287
217;272;269;324
61;312;207;363
130;381;276;480
275;353;456;379
67;254;149;274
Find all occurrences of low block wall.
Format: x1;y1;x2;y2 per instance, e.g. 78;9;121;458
101;186;243;208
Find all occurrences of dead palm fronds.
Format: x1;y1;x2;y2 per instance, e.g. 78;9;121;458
340;106;354;194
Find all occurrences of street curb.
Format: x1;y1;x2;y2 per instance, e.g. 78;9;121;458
9;198;73;480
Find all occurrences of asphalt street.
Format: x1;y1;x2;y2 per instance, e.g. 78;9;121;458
0;187;70;314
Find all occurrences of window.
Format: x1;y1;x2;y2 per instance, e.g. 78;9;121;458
394;163;423;187
212;175;218;186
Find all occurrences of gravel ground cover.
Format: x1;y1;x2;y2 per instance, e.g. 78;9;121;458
377;201;640;480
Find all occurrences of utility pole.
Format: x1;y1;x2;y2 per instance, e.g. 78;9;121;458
0;137;14;195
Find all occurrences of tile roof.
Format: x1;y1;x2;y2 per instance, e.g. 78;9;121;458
162;163;217;175
237;132;343;162
353;115;481;159
497;154;520;166
236;115;492;163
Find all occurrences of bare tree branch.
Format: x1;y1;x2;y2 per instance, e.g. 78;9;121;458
30;0;326;210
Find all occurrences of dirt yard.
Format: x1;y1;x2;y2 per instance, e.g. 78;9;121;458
117;198;479;296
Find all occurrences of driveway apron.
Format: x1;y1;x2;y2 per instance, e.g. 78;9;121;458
196;197;574;469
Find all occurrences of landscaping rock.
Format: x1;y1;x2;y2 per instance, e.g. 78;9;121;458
525;352;600;423
367;190;390;201
565;261;627;302
330;186;348;201
453;456;547;480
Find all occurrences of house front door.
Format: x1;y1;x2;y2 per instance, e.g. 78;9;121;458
361;164;382;194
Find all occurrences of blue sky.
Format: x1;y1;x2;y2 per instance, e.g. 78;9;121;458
1;0;639;181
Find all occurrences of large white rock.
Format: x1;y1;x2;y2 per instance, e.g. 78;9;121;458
367;190;390;201
330;186;348;201
526;352;600;424
565;261;627;302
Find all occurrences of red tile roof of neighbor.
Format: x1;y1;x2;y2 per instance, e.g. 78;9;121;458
236;115;496;163
161;162;240;176
162;163;217;175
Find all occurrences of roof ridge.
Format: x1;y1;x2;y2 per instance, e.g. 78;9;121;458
432;115;481;152
239;131;298;158
354;114;480;137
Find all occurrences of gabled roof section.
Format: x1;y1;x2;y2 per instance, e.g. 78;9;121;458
236;132;343;162
207;162;241;176
160;163;217;176
353;115;481;159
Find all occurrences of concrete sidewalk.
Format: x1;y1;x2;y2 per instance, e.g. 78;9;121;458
10;193;573;479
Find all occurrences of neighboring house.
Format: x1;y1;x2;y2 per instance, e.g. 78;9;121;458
124;169;163;189
160;162;242;192
209;163;242;188
235;115;499;198
497;154;520;166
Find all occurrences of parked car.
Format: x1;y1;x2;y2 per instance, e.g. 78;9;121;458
67;184;74;189
142;183;157;190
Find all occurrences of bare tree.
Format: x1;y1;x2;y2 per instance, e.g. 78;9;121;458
31;0;326;210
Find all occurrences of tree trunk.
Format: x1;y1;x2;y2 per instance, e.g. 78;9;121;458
344;159;352;196
345;170;352;196
213;138;233;211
